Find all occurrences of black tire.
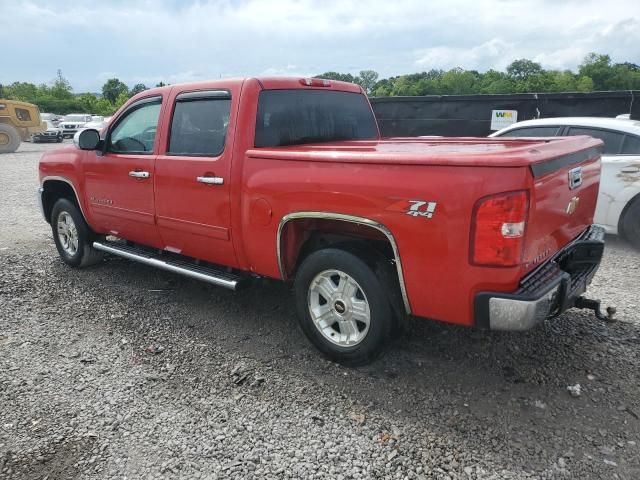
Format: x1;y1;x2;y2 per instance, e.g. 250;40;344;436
294;248;393;366
620;196;640;249
57;136;63;143
51;198;103;267
0;124;21;153
32;136;39;144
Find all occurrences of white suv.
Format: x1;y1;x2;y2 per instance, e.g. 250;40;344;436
58;114;93;138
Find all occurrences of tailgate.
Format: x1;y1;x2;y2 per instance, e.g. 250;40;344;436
522;141;602;274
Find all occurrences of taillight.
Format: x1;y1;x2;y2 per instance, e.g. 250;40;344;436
471;190;529;267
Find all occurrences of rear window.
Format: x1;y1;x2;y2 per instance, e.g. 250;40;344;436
499;126;560;137
254;90;378;147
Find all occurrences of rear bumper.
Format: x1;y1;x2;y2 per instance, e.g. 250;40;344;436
475;225;605;331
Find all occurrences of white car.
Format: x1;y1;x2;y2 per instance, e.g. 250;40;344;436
490;117;640;248
58;114;93;138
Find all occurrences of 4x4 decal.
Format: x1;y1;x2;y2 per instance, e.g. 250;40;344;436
387;199;437;219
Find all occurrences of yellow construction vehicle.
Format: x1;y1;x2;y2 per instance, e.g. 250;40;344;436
0;99;46;153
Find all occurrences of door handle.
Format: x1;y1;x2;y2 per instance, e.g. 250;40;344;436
197;176;224;185
620;166;640;174
129;171;150;178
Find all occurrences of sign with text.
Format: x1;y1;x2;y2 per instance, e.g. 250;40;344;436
490;110;518;131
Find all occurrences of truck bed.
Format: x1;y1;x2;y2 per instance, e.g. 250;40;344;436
246;136;602;169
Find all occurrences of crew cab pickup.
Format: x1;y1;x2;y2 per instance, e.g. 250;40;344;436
38;77;607;365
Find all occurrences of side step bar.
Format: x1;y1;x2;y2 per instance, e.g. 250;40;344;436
93;241;245;290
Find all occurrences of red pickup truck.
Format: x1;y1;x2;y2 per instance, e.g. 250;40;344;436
39;77;607;365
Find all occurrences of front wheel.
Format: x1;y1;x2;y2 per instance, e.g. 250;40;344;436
0;124;21;153
620;196;640;249
51;198;103;267
294;248;393;366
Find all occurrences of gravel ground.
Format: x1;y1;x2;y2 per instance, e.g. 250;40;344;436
1;141;639;480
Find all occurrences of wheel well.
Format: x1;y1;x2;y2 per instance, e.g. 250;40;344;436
618;191;640;237
278;216;410;316
42;180;80;224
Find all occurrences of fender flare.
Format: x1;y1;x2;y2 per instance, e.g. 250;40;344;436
41;176;88;222
276;211;411;314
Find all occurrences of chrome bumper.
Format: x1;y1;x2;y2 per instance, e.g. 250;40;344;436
475;225;605;331
486;283;561;331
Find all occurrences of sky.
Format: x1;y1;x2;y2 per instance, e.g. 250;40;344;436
2;0;639;92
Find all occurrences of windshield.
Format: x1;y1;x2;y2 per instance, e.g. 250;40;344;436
254;90;378;147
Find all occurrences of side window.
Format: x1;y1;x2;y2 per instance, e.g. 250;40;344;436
15;108;32;122
108;98;161;154
566;127;624;155
167;92;231;156
621;135;640;154
499;126;560;137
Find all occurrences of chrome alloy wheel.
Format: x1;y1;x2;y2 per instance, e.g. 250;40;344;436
307;269;371;347
57;211;79;256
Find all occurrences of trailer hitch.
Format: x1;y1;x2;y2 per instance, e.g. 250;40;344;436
575;296;617;323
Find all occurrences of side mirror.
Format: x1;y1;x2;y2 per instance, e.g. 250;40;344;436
74;129;101;150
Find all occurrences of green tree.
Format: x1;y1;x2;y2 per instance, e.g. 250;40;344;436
576;75;594;92
316;72;355;83
578;53;614;90
439;68;478;94
50;69;73;99
355;70;379;94
478;70;514;94
102;78;129;104
507;59;543;81
130;83;148;96
114;91;130;110
5;82;39;101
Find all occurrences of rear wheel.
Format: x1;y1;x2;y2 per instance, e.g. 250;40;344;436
0;124;21;153
51;198;103;267
620;196;640;249
294;248;393;366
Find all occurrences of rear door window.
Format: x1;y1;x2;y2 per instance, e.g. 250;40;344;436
499;126;561;137
255;90;378;147
168;91;231;156
565;127;624;155
621;135;640;154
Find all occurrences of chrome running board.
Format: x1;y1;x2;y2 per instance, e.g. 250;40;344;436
93;241;244;290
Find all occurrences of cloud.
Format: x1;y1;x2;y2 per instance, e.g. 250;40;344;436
414;39;516;71
0;0;638;91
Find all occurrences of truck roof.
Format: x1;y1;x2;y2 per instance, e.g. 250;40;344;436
140;77;364;98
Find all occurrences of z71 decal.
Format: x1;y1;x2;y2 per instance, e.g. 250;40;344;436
387;199;438;219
